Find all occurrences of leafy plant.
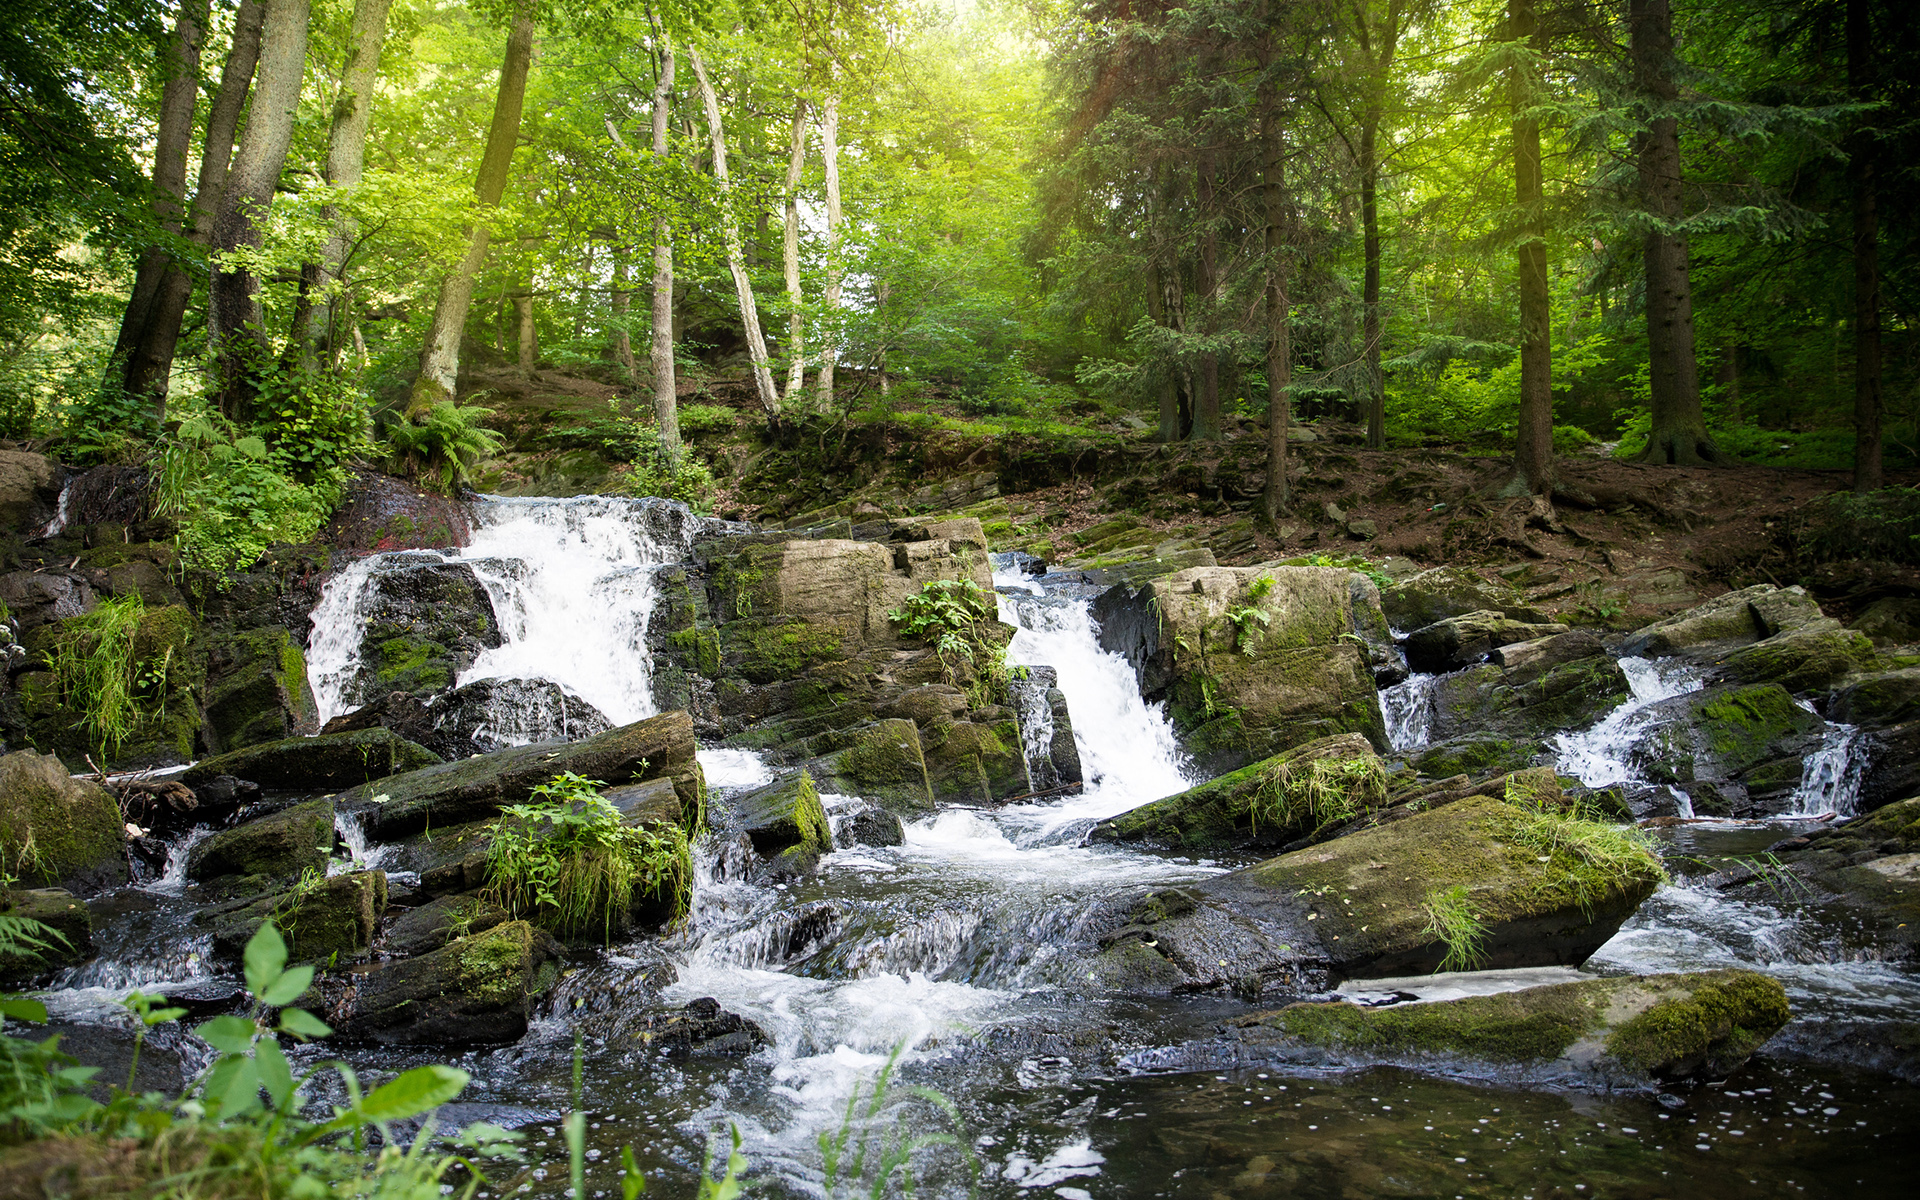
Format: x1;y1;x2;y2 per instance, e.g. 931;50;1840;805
483;772;691;943
1422;884;1487;974
677;403;737;437
383;401;504;495
47;593;167;758
887;578;1009;705
152;411;345;573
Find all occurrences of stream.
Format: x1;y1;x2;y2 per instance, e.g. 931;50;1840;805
30;498;1920;1198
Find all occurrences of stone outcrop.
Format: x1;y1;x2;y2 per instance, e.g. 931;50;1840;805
1746;797;1920;959
1620;583;1826;659
1379;565;1549;631
187;799;333;885
1625;682;1825;817
200;870;387;965
327;555;501;712
0;450;61;534
181;727;441;790
0;887;92;985
1401;611;1570;674
1425;632;1629;745
0;751;128;894
339;920;562;1045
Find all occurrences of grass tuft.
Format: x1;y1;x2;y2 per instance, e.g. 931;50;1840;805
1422;884;1488;973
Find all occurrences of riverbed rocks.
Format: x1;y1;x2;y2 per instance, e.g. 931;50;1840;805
1379;565;1550;630
1620;583;1827;659
1425;632;1629;745
1226;969;1790;1083
0;887;91;984
186;799;333;886
730;769;832;873
199;870;387;965
1401;611;1570;674
1742;797;1920;959
1090;792;1665;994
338;919;563;1045
181;727;442;791
1625;682;1826;817
330;555;502;709
0;751;128;894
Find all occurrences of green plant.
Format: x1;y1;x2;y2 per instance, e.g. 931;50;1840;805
383;400;504;495
54;383;161;465
47;593;166;757
153;411;345;574
1246;756;1387;836
887;578;1009;705
1497;785;1668;916
1423;884;1487;973
818;1040;979;1199
677;403;736;437
483;772;691;943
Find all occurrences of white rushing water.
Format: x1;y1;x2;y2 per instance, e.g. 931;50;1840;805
1380;671;1440;752
306;496;703;729
1789;715;1869;818
1554;656;1706;789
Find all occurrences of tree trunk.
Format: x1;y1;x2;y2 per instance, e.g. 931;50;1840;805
611;253;634;382
649;42;680;459
1262;78;1293;523
412;10;536;414
690;48;781;423
208;0;310;423
1360;114;1385;450
109;0;210;412
1148;261;1179;444
515;293;535;373
286;0;391;370
1849;0;1882;492
1506;0;1554;496
1192;155;1222;442
121;0;264;415
1631;0;1718;466
781;99;808;404
813;94;843;409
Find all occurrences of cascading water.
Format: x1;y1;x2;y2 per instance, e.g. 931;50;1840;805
1554;655;1706;792
1789;714;1869;818
1379;671;1439;752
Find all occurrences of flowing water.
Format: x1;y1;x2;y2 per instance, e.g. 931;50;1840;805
31;529;1920;1197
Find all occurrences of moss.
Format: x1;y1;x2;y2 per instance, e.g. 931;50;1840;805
373;635;450;690
453;921;539;1009
1698;685;1814;765
734;620;844;684
1412;734;1535;779
668;624;723;676
1723;626;1877;693
1267;988;1596;1062
0;753;127;890
1606;972;1792;1075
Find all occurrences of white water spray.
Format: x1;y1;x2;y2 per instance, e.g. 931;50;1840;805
1380;671;1440;752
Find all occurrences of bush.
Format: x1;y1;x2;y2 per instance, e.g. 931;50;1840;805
677;403;736;437
887;578;1008;705
152;414;342;574
1788;486;1920;565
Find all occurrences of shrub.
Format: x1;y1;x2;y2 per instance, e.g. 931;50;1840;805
382;401;504;495
152;413;342;573
887;578;1009;705
677;403;736;437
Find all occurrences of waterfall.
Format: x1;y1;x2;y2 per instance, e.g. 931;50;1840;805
37;477;73;539
1553;656;1706;788
305;495;713;731
1790;721;1868;818
1380;672;1439;752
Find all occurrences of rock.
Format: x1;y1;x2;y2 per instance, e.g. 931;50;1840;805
0;888;91;985
331;556;502;710
1228;970;1789;1083
604;776;683;826
200;626;319;753
874;684;969;726
187;799;333;884
317;689;437;742
1427;635;1629;745
1827;667;1920;728
1860;724;1920;813
182;728;442;791
1731;798;1920;958
1409;733;1542;780
1090;792;1664;993
1625;683;1825;818
342;920;563;1045
1006;667;1082;793
1721;624;1876;694
0;751;128;895
337;710;701;841
419;677;614;759
1620;583;1826;659
0;570;95;631
623;996;768;1056
382;893;510;958
1093;733;1384;852
317;466;474;551
1402;611;1570;673
920;717;1032;805
730;770;831;856
804;718;935;814
1345;519;1378;540
1380;566;1548;631
835;802;905;848
202;870;387;965
1849;597;1920;647
0;450;60;534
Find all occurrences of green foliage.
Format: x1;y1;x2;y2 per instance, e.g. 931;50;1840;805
1283;553;1392;591
1224;575;1273;655
383;401;504;496
1787;487;1920;565
619;435;717;513
1422;884;1488;974
1496;784;1668;917
153;411;346;574
483;772;691;943
1247;755;1388;836
818;1040;979;1199
47;593;167;757
676;404;736;437
52;383;161;466
887;578;1009;705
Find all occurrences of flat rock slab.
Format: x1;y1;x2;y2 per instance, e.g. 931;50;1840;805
182;727;442;790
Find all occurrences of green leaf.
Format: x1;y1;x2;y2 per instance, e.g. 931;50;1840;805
243;922;289;999
205;1054;262;1119
0;998;48;1023
255;1037;294;1110
195;1014;258;1056
356;1064;470;1124
259;963;315;1008
621;1145;647;1200
277;1007;333;1041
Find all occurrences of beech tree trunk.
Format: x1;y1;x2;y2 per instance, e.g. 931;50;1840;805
515;292;535;373
1262;78;1293;523
781;100;808;404
1631;0;1719;466
286;0;391;370
121;0;264;415
412;11;536;414
649;42;680;458
1849;0;1883;493
690;48;781;423
1507;0;1554;496
611;254;634;381
1360;115;1385;449
813;94;843;409
110;0;210;412
208;0;310;422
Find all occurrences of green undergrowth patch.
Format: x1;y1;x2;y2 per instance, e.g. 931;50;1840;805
1494;779;1667;917
887;578;1010;705
1422;884;1488;973
484;772;691;944
1246;754;1387;837
47;594;190;759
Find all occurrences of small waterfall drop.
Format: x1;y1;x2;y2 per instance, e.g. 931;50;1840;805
37;478;73;539
1380;672;1439;752
1553;656;1706;787
1790;721;1868;817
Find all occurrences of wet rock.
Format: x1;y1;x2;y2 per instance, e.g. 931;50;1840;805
419;678;614;759
626;997;768;1056
1409;733;1542;780
187;799;333;884
1746;798;1920;957
0;888;91;985
335;556;502;708
604;776;683;826
0;450;60;534
200;625;319;753
200;870;387;965
336;710;701;841
382;892;510;958
1402;611;1570;673
318;689;437;741
1093;733;1383;852
1828;667;1920;728
730;770;831;857
921;717;1032;805
182;727;442;791
1380;565;1549;630
1620;583;1826;659
1091;792;1663;993
1721;623;1877;694
1006;666;1082;792
1427;635;1628;745
342;919;563;1045
317;466;474;551
835;801;905;848
0;751;128;895
803;718;936;815
874;684;970;726
1626;682;1825;817
1227;970;1789;1083
1849;597;1920;648
1860;723;1920;813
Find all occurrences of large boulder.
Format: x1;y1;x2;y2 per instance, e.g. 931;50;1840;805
200;870;387;965
0;751;128;894
417;677;613;758
1092;733;1383;852
1849;597;1920;648
337;710;701;841
1227;970;1789;1083
1379;565;1549;631
329;556;502;709
381;893;511;958
1828;667;1920;728
341;920;562;1045
187;799;334;884
0;450;61;535
317;467;474;551
182;727;441;791
1745;798;1920;958
1721;623;1877;694
919;716;1031;805
1620;583;1826;659
200;626;319;754
1088;792;1664;994
726;769;832;878
0;888;92;985
802;718;936;814
1626;682;1826;817
1426;632;1629;745
1402;611;1570;674
1006;667;1082;792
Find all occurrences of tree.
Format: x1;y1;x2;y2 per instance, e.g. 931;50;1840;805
1847;0;1882;491
1507;0;1555;496
647;37;681;459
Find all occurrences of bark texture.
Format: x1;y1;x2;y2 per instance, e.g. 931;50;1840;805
1506;0;1553;496
782;100;808;404
1261;82;1293;523
813;94;843;408
690;49;781;422
1192;155;1223;442
649;43;680;458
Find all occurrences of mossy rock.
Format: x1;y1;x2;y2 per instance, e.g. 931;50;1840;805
0;751;128;895
1380;566;1548;630
1623;682;1823;816
0;888;92;985
187;800;334;884
1721;624;1877;694
1411;733;1541;780
806;718;936;814
342;919;563;1045
730;769;831;855
1093;733;1383;852
1621;584;1825;658
731;619;847;685
1428;648;1629;745
1402;611;1569;674
183;728;441;791
920;718;1032;806
1828;667;1920;728
201;870;387;966
1232;969;1789;1082
383;892;511;958
200;626;318;753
